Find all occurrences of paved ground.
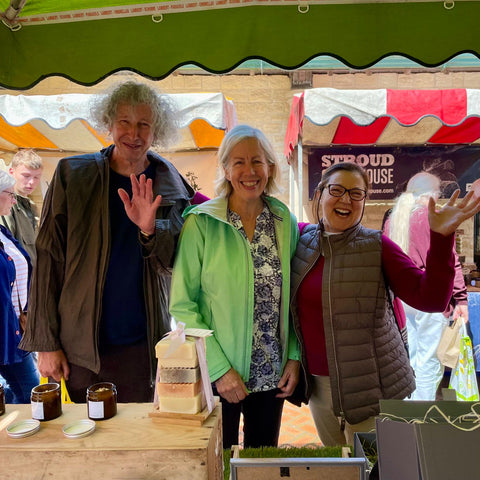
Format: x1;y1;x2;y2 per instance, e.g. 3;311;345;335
238;401;322;447
278;402;321;446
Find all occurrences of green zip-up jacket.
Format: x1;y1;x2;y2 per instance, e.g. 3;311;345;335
169;195;300;384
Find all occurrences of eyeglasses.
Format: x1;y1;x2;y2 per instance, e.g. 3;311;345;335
326;184;367;201
2;190;15;199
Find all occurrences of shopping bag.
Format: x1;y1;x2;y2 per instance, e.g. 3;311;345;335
449;320;480;401
436;316;462;368
40;376;74;404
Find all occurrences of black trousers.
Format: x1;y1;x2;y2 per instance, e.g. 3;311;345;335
216;387;285;449
62;340;154;403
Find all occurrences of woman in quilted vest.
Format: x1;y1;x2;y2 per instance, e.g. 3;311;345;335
290;162;480;446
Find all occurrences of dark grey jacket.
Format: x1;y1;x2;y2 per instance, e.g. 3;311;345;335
1;194;38;264
290;222;415;424
20;145;193;383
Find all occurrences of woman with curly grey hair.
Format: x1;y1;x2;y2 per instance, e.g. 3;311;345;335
170;124;300;449
0;169;39;403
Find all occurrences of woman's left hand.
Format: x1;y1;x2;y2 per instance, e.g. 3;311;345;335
428;189;480;237
118;174;162;235
276;359;300;398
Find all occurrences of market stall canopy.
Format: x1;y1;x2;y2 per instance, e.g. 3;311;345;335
284;88;480;158
1;1;480;89
0;92;237;153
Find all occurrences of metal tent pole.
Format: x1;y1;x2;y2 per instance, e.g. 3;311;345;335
297;140;303;222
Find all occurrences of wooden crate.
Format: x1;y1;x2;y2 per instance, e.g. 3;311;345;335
230;457;367;480
0;403;222;480
229;445;366;480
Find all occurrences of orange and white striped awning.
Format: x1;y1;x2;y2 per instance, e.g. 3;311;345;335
0;92;237;153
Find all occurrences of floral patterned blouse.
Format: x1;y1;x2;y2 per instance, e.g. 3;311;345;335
228;202;283;392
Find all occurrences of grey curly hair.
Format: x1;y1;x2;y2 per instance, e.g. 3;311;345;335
0;170;15;192
91;81;179;149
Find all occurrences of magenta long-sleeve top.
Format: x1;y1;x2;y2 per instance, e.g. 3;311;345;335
297;231;455;376
384;207;467;318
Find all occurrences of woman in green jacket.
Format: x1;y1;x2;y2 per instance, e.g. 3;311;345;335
170;125;300;448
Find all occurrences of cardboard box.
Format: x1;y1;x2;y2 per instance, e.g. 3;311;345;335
376;400;480;480
375;417;422;480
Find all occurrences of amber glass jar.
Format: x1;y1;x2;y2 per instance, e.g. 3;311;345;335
31;383;62;421
87;382;117;420
0;384;5;416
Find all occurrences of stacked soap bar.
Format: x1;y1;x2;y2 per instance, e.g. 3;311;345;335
155;336;206;414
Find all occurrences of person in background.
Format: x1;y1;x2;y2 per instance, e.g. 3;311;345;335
290;162;480;446
170;125;300;449
384;171;468;400
0;149;43;265
19;81;193;403
0;170;39;403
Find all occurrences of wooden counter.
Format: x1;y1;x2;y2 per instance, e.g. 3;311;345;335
0;403;223;480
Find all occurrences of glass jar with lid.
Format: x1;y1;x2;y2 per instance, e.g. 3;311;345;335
31;383;62;421
87;382;117;420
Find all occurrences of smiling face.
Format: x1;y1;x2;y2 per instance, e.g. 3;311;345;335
224;138;273;207
320;170;367;233
110;103;155;168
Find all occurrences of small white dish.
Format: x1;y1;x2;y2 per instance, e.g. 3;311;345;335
6;419;40;438
62;419;95;439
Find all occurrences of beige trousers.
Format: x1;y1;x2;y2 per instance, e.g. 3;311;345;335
308;375;376;446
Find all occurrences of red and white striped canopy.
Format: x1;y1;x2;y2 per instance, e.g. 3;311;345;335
284;88;480;158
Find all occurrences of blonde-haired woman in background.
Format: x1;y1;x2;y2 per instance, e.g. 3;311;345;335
385;171;469;400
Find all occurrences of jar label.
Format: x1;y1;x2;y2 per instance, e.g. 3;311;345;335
31;401;44;420
88;400;104;419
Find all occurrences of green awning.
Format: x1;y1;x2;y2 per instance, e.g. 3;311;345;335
1;1;480;89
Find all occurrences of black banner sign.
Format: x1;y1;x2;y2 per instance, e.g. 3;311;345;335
307;145;480;200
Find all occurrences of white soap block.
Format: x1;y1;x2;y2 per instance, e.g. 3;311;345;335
158;392;205;414
155;337;198;368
